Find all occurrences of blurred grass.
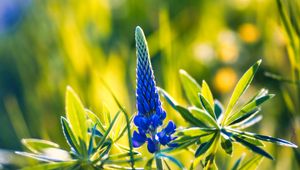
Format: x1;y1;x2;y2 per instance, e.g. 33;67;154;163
0;0;299;169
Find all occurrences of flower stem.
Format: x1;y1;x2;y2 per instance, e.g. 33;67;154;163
155;144;163;170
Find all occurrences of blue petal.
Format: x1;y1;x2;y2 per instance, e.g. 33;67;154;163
158;135;171;145
164;121;176;135
151;114;162;128
134;115;150;131
132;131;147;148
147;138;157;153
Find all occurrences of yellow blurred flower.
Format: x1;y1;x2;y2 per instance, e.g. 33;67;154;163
217;31;239;63
213;67;237;93
238;23;260;43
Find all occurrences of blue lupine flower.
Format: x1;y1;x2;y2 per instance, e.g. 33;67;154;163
132;26;176;153
0;0;31;34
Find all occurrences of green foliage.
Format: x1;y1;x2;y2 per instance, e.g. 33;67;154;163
16;86;141;170
159;60;298;169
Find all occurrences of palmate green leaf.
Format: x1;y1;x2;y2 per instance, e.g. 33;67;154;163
189;107;218;127
228;128;298;148
222;60;261;125
214;100;224;120
65;86;88;146
179;69;202;108
87;124;97;156
145;157;155;170
61;117;81;154
230;155;245;170
20;161;77;170
236;135;264;147
85;109;106;133
226;94;274;125
156;153;185;170
228;109;260;126
176;106;207;127
195;134;217;157
159;88;207;126
238;155;263;170
21;139;59;154
230;115;262;130
16;150;71;162
101;79;136;169
108;152;140;160
220;133;232;155
254;134;298;148
201;80;214;109
199;94;216;120
104;157;143;165
92;111;121;159
162;139;198;154
232;135;273;160
177;127;215;138
104;164;143;170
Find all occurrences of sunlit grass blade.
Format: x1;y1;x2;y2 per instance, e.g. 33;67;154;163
21;139;59;154
65;86;88;146
155;153;185;170
101;78;136;169
91;112;120;161
238;155;263;170
93;111;121;158
222;60;261;125
226;94;274;125
189;107;219;128
199;94;216;119
114;116;134;142
61;117;81;154
20;161;77;170
179;69;202;108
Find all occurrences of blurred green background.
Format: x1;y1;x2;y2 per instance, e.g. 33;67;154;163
0;0;299;169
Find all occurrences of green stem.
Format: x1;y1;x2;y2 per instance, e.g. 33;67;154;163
155;145;163;170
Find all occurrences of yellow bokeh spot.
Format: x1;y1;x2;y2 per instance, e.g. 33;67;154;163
213;67;237;93
218;43;239;63
238;23;260;43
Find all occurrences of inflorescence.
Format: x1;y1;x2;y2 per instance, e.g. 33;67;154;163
132;26;176;153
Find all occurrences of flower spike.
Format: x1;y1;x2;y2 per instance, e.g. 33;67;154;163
132;26;176;153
